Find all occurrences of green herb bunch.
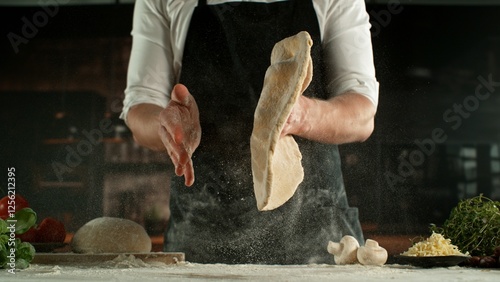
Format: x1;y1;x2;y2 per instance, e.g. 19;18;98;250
431;195;500;256
0;208;37;270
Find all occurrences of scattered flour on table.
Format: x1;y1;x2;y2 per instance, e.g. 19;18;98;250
29;265;63;276
102;254;168;268
6;263;500;282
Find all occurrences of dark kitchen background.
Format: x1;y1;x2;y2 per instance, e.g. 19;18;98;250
0;0;499;253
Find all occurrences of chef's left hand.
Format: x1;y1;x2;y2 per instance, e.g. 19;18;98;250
158;84;201;187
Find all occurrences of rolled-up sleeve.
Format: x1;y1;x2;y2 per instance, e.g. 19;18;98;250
120;0;174;124
319;0;379;106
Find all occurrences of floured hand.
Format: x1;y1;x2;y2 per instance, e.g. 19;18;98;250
158;84;201;186
280;50;313;138
281;95;315;138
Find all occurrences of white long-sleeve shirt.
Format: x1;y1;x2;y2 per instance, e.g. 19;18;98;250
121;0;379;123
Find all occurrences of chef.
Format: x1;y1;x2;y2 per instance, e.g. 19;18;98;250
121;0;378;264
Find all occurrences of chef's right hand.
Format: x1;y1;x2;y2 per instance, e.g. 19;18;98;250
158;84;201;187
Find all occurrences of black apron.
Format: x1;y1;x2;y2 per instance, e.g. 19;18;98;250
164;0;364;264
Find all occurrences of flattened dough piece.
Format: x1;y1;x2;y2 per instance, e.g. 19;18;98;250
251;31;313;211
71;217;152;253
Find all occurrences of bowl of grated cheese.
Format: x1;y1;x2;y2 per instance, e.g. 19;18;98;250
393;232;470;268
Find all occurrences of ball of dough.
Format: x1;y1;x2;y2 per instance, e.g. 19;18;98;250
71;217;152;253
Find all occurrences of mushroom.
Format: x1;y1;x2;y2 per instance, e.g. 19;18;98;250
327;235;360;265
357;239;388;266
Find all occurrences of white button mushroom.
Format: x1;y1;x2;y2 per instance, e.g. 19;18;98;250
327;235;360;265
357;239;388;266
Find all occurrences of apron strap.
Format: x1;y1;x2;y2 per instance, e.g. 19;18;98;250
198;0;207;6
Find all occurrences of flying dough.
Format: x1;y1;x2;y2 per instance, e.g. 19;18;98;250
71;217;152;253
250;31;313;211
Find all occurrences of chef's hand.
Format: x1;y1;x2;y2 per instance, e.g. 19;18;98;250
158;84;201;187
281;58;313;137
281;95;313;138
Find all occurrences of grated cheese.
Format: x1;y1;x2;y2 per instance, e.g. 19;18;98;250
401;232;468;257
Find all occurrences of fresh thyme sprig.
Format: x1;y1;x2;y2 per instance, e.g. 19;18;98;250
430;195;500;256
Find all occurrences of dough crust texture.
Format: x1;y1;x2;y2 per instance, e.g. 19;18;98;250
251;31;313;211
71;217;152;253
